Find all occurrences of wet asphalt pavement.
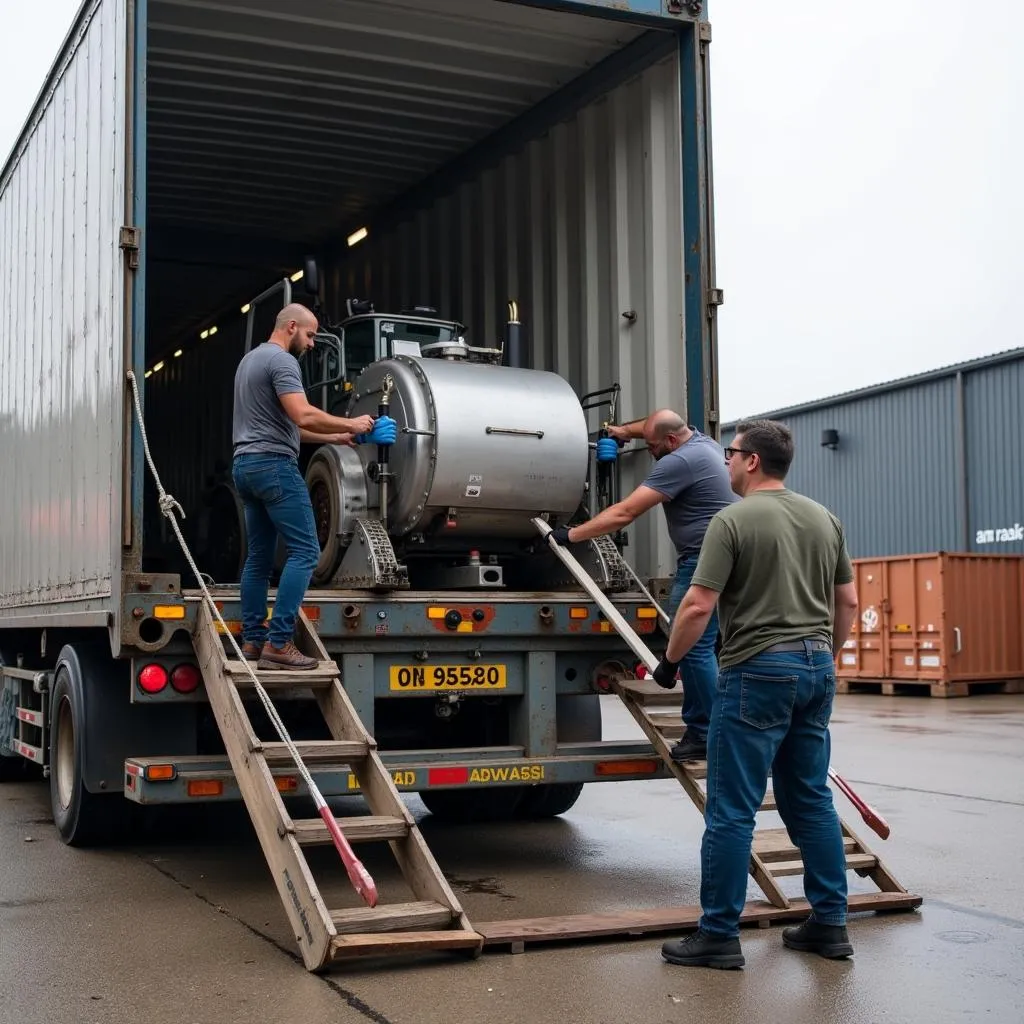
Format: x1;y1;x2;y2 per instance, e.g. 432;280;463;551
2;692;1022;1024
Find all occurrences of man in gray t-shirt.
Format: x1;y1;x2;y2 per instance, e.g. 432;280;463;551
230;302;393;671
549;409;735;762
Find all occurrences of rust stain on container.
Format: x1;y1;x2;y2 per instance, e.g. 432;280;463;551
838;553;1024;686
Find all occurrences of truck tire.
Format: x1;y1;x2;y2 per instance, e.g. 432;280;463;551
418;786;525;823
517;693;602;819
49;657;127;846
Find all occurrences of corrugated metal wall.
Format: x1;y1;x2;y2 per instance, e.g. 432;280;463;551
722;352;1024;558
324;53;686;579
0;0;127;610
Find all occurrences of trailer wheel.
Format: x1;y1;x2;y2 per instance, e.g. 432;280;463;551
418;786;525;823
49;662;124;846
517;693;602;819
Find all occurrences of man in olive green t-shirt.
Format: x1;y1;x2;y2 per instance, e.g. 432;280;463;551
653;419;860;971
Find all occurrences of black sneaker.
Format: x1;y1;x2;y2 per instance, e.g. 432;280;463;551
782;918;854;959
670;732;707;763
662;930;745;970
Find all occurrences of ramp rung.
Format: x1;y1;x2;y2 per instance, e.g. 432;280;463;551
330;930;482;959
293;815;409;845
330;900;454;934
760;791;777;811
754;827;856;863
618;680;683;707
225;660;339;687
768;853;877;878
257;740;368;765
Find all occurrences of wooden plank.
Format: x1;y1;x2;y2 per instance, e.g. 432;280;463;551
258;740;368;766
330;930;483;959
753;827;856;863
618;680;684;707
476;892;923;948
293;816;409;845
769;853;877;878
226;660;339;687
330;901;453;934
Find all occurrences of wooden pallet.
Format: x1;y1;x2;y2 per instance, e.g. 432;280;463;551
837;677;1024;698
192;603;482;970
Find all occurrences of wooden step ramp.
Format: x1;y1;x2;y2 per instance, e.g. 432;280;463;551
615;677;911;910
192;603;481;970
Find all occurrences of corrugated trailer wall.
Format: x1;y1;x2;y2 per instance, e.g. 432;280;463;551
0;0;127;612
722;350;1024;558
324;53;686;579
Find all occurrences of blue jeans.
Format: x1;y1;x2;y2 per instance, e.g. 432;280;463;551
699;642;848;938
232;454;320;648
666;556;719;741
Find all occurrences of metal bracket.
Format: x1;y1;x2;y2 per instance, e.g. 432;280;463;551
333;518;409;591
708;287;724;310
668;0;703;15
119;226;140;270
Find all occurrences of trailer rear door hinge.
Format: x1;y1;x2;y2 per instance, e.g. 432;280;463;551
707;288;724;311
119;226;141;270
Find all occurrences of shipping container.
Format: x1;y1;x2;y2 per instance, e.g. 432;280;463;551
0;0;720;844
720;347;1024;559
837;553;1024;696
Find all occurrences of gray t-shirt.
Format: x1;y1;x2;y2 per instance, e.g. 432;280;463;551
232;343;305;458
642;430;738;560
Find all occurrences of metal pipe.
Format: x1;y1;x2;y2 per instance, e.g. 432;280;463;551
377;374;394;530
505;299;522;368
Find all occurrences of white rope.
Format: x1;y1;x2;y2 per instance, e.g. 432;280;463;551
125;369;326;808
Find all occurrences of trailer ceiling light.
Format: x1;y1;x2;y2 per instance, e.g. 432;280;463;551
347;226;368;247
144;370;152;379
173;349;183;358
200;329;209;339
209;325;218;336
240;303;251;314
152;361;165;374
290;270;304;282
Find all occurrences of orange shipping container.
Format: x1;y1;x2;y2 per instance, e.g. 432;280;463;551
838;553;1024;694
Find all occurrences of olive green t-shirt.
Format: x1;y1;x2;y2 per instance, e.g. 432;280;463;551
691;488;854;669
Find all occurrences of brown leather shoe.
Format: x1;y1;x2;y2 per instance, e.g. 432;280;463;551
257;642;319;671
241;641;262;661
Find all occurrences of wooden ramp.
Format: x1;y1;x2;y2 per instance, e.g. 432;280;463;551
192;603;482;970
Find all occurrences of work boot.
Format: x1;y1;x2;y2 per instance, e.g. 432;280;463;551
670;732;707;764
241;641;262;662
257;642;319;671
782;918;854;959
662;930;744;970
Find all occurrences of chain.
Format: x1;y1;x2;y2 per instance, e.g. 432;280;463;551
124;370;325;808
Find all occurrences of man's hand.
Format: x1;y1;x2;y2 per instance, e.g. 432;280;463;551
548;525;572;546
606;424;632;443
652;655;680;689
346;414;375;436
356;415;398;446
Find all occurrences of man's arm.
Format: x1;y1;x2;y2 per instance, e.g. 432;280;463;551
664;584;719;663
832;582;859;655
565;485;665;543
606;418;647;443
279;392;375;437
299;428;356;446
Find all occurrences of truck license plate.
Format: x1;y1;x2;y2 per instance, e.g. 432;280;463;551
389;664;507;690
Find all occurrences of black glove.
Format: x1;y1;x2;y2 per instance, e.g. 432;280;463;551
652;655;680;689
549;526;572;546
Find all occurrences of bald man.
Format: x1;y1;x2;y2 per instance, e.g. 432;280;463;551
549;410;736;760
231;303;394;670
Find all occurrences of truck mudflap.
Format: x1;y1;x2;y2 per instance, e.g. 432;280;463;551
123;744;669;805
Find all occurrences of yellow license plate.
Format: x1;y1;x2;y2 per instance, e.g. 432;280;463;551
389;664;507;690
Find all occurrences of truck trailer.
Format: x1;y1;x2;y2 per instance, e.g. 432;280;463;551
0;0;721;965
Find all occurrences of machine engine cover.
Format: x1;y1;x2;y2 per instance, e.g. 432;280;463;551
347;356;590;541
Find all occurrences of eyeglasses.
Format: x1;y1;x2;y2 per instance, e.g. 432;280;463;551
723;447;754;460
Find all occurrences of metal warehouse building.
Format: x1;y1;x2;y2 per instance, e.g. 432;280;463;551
720;348;1024;558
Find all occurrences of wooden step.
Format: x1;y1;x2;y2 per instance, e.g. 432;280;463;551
753;827;856;863
769;853;878;878
330;929;482;959
330;900;454;935
292;815;410;845
225;660;339;688
760;791;777;811
618;680;683;707
257;740;368;766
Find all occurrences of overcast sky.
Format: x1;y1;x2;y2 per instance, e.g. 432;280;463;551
3;0;1021;423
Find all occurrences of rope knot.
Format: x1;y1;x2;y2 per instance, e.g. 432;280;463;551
158;493;186;520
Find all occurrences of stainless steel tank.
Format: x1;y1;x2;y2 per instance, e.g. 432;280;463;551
346;355;590;540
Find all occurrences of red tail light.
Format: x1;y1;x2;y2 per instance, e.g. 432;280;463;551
635;662;649;679
138;664;168;693
170;664;201;694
